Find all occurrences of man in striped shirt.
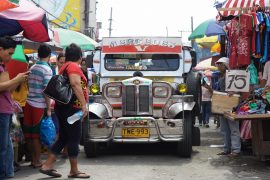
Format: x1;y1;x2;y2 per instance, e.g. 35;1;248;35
23;44;52;168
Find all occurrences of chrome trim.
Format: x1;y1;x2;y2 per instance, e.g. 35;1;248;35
122;77;153;116
167;102;195;119
88;117;184;143
88;103;108;119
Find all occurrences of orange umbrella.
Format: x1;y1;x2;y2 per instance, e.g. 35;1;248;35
0;0;19;12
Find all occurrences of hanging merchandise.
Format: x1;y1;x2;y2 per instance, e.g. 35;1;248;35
248;61;259;85
226;14;253;69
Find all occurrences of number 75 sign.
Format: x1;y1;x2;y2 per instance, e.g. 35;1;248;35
225;70;250;92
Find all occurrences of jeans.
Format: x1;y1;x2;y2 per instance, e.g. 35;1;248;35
220;116;241;153
201;101;211;124
0;113;14;179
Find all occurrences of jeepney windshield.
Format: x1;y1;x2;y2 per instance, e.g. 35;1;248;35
105;54;180;71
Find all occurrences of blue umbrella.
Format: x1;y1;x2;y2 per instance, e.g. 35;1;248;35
188;19;226;40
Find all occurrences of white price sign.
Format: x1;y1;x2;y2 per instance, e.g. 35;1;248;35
225;70;250;92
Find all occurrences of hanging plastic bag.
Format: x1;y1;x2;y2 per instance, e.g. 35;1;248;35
40;116;56;147
10;114;24;143
248;62;259;85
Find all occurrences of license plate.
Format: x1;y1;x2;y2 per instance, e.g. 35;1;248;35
122;128;150;138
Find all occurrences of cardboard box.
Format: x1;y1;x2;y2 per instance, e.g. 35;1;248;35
211;91;240;114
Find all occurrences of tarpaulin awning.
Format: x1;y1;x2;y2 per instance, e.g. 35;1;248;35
218;0;270;17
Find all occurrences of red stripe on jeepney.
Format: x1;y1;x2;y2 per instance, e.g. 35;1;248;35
111;104;122;108
102;45;182;53
153;104;164;108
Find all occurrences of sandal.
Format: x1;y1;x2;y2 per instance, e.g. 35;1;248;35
228;152;240;157
39;168;62;178
217;151;230;155
68;172;90;179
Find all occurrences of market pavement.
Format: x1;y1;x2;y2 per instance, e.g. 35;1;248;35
14;118;270;180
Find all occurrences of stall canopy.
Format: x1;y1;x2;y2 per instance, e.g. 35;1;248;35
53;28;98;51
218;0;270;17
0;0;50;42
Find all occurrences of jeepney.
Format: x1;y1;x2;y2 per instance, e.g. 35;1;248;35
84;37;201;157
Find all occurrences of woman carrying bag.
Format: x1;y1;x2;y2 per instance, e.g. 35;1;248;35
40;43;90;178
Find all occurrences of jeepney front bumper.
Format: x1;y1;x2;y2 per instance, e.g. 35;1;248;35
86;117;184;143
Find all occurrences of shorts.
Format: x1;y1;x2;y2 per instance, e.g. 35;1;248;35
23;102;45;139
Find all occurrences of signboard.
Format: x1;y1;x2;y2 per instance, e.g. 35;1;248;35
33;0;81;30
102;37;182;53
225;70;250;92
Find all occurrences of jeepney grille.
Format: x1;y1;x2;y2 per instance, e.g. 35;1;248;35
126;86;136;111
124;84;152;115
139;86;149;112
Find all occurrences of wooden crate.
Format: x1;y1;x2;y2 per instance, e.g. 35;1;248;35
211;91;240;114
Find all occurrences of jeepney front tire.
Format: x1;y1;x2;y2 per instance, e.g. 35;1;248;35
177;111;192;157
84;141;99;158
186;71;202;116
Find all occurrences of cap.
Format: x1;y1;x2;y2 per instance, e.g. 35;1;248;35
216;57;230;69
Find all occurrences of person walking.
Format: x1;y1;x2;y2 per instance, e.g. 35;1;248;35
201;76;213;127
40;43;90;178
23;44;53;168
0;36;29;179
215;57;241;157
52;53;65;75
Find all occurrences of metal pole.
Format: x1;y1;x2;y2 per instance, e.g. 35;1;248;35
109;7;113;37
191;16;194;48
84;0;89;35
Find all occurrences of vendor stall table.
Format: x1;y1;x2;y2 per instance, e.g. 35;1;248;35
224;112;270;161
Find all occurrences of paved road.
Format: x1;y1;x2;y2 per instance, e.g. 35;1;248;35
15;120;270;180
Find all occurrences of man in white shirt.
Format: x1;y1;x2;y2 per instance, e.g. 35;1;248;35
262;61;270;88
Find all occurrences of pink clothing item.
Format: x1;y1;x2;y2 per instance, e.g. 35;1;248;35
0;0;45;21
202;86;212;102
0;66;14;114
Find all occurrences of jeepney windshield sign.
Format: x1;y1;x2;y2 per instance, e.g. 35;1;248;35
109;38;176;48
105;54;180;71
102;37;182;53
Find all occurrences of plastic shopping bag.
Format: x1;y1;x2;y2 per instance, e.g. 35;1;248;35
10;114;24;143
40;116;56;147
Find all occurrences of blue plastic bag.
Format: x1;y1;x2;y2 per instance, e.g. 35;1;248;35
40;116;56;147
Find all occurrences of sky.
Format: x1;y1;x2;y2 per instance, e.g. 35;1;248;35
96;0;218;42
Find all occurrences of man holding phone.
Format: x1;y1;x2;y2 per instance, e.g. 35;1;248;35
0;36;29;179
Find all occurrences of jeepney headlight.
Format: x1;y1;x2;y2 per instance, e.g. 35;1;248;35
154;86;168;98
90;84;100;94
107;86;121;98
178;83;187;94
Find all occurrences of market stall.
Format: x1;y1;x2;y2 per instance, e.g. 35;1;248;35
206;0;270;160
224;111;270;160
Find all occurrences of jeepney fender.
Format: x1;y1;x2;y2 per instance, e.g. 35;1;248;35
167;102;196;119
88;103;109;119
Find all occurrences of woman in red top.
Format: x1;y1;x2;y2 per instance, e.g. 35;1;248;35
40;44;90;178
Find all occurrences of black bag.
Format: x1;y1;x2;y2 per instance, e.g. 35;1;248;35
43;66;73;104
